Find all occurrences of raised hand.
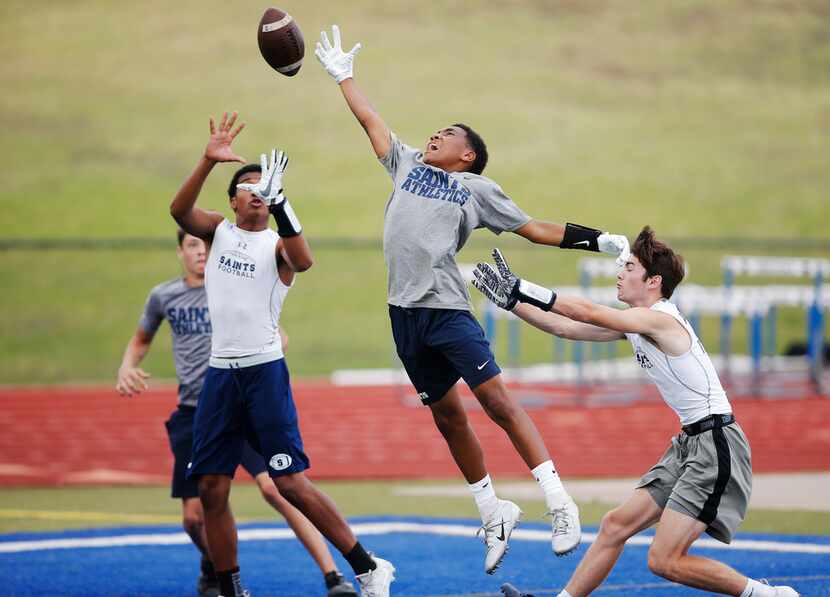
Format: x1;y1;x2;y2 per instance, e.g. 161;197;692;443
473;261;518;311
315;24;362;83
597;233;631;266
478;248;558;312
204;111;246;163
237;149;289;207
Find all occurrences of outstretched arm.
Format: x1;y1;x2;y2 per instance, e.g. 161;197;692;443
316;25;391;159
170;112;246;239
513;303;625;342
515;219;631;265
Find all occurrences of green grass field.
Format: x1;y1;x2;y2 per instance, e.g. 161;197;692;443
1;0;829;382
2;481;828;537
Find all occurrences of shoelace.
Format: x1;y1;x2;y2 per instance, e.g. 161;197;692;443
544;507;573;536
356;567;387;597
476;519;506;546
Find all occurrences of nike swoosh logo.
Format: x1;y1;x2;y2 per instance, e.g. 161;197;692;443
574;240;590;247
477;360;490;370
497;520;505;541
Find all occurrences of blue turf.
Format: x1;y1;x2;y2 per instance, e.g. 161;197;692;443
2;517;828;596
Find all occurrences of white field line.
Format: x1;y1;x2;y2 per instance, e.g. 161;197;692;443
1;521;829;555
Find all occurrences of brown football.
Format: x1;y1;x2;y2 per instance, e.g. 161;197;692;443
257;7;304;76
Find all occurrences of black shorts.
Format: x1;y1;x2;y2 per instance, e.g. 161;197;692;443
389;305;501;405
165;405;268;499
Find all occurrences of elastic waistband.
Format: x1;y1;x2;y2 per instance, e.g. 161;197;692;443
682;413;735;436
209;351;281;369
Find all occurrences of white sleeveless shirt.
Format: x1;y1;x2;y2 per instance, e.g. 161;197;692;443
626;299;731;425
204;219;289;360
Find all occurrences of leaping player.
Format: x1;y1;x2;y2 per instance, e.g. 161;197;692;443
170;111;395;597
316;24;632;573
470;227;799;597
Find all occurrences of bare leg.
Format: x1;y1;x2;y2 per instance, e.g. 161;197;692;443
428;385;487;483
564;489;662;597
471;375;549;469
254;472;337;574
198;475;238;571
647;508;748;595
271;471;358;554
181;496;210;556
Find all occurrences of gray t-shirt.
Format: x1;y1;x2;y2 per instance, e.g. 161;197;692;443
380;133;531;310
139;278;211;407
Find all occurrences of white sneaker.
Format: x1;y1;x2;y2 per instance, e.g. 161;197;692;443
478;499;523;574
355;557;395;597
761;580;799;596
545;497;581;556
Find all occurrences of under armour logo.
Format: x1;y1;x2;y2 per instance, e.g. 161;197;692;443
635;348;654;369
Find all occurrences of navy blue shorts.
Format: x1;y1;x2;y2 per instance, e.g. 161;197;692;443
187;358;309;480
165;406;267;498
389;305;501;405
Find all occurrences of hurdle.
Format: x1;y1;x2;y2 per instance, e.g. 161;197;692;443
720;256;829;393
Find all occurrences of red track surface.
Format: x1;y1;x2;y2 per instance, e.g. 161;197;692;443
0;383;828;486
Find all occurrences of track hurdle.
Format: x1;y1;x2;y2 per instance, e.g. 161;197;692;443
720;256;829;392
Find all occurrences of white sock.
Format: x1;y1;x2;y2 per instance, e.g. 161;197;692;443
469;474;499;521
532;460;568;509
741;578;775;597
557;591;573;597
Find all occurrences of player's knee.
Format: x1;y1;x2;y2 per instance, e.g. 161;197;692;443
271;473;305;505
182;513;203;536
198;476;229;511
646;548;679;581
431;405;469;436
479;392;519;428
598;508;634;545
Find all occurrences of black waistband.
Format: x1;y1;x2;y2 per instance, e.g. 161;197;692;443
682;413;735;436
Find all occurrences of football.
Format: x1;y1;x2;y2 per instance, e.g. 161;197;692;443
257;7;304;76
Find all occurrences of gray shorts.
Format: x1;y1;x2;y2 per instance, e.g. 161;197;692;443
636;421;752;544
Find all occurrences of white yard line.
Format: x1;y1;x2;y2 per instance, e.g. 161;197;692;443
1;521;828;554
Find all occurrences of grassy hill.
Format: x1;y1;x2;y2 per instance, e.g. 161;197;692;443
1;1;828;382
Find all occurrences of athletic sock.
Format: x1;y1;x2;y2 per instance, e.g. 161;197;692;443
531;460;569;509
556;591;573;597
200;556;217;581
344;541;377;575
469;474;500;521
324;570;343;589
740;578;776;597
217;567;244;597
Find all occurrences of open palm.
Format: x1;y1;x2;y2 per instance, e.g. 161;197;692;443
204;111;246;163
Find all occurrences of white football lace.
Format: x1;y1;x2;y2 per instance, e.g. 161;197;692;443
545;507;573;536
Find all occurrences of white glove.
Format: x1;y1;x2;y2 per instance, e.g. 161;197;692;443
237;149;288;207
598;233;631;266
314;25;362;84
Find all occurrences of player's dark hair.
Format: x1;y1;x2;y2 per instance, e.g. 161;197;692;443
453;123;488;175
631;226;685;299
176;228;186;246
227;163;262;198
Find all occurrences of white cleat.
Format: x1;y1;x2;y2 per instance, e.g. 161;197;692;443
355;556;395;597
478;499;523;574
546;497;581;556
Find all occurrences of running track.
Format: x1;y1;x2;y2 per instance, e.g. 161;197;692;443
0;383;828;486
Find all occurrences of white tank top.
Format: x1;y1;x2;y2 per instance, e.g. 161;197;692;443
204;219;290;359
626;299;731;425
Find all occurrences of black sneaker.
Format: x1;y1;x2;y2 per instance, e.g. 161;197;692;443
326;572;358;597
